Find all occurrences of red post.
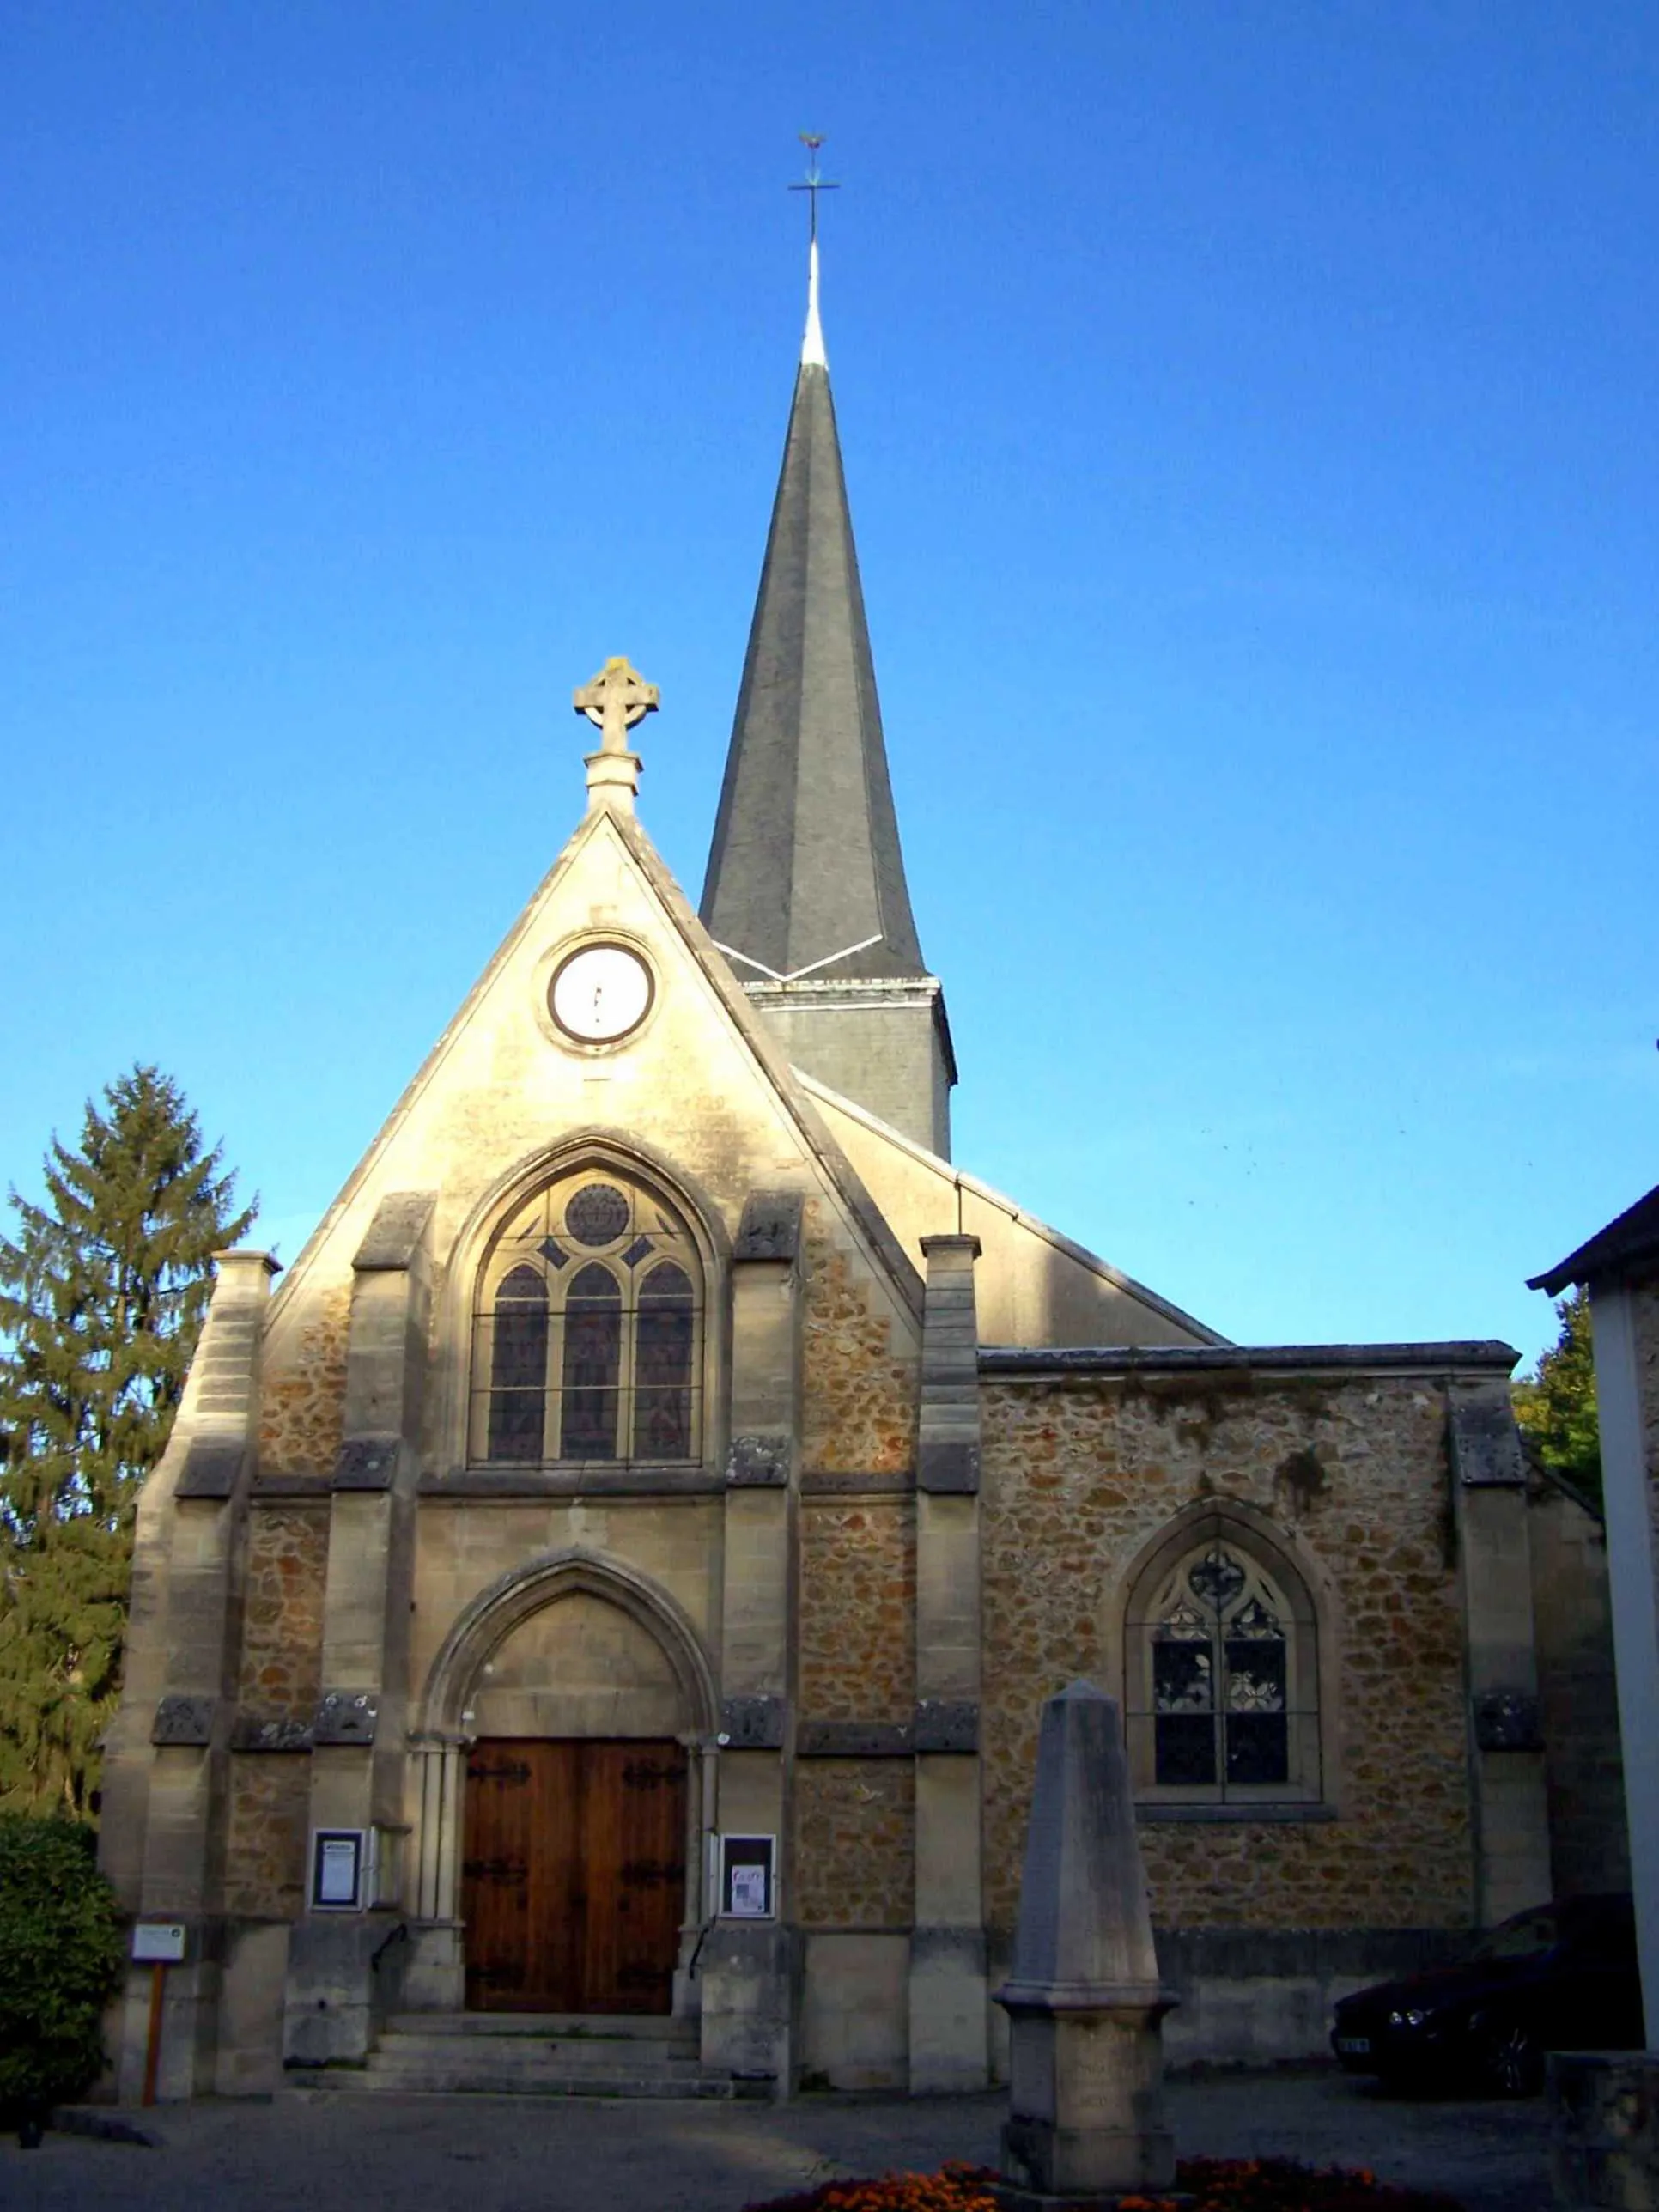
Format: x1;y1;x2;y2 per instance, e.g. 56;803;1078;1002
141;1961;167;2107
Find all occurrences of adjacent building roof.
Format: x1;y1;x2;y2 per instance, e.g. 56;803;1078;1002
1529;1182;1659;1297
979;1341;1520;1377
699;251;927;984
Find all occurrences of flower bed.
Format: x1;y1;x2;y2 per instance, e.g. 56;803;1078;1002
744;2159;1466;2212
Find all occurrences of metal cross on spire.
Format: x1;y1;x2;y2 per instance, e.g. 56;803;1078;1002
791;135;836;369
789;132;839;243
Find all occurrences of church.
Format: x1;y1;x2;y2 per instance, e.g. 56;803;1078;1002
100;239;1622;2100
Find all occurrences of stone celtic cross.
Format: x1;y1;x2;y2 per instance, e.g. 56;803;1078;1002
574;657;659;756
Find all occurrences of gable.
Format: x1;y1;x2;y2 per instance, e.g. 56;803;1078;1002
258;798;922;1420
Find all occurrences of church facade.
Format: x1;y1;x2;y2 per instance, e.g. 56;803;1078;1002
101;248;1616;2100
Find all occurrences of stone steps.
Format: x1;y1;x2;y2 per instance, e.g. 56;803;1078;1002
383;2011;696;2044
301;2013;764;2100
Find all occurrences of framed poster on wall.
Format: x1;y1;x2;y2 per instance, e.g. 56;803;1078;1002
719;1833;776;1919
309;1828;370;1912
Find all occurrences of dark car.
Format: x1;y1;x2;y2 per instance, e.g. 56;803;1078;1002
1331;1894;1644;2095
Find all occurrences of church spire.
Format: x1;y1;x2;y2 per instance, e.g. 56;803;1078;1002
699;162;955;1154
700;220;927;988
801;237;827;370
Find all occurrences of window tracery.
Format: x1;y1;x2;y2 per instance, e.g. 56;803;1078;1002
1125;1524;1321;1805
470;1171;702;1467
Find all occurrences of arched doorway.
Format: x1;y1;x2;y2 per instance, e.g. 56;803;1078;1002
414;1551;718;2019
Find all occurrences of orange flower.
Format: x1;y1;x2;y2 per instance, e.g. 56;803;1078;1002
741;2154;1462;2212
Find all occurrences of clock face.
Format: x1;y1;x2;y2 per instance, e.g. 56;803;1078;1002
549;944;653;1044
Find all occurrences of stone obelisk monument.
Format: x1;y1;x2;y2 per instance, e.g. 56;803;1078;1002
995;1680;1176;2208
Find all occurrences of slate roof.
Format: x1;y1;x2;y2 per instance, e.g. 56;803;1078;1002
1529;1182;1659;1296
700;347;927;983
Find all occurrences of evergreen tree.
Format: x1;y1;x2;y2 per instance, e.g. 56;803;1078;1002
1514;1286;1602;1509
0;1067;253;1815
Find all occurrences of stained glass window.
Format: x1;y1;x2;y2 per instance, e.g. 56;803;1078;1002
1130;1528;1315;1803
562;1263;621;1459
1224;1594;1289;1785
486;1265;548;1463
567;1183;631;1248
470;1170;703;1468
1187;1546;1246;1613
1151;1617;1215;1786
633;1261;694;1461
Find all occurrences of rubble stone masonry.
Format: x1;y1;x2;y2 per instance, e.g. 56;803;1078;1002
800;1212;916;1474
799;1500;916;1723
257;1283;350;1475
223;1504;330;1923
236;1504;329;1723
224;1758;311;1922
980;1370;1473;1936
795;1760;915;1929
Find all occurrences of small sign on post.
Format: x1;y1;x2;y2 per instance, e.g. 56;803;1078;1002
131;1923;188;2106
131;1922;187;1964
718;1834;776;1919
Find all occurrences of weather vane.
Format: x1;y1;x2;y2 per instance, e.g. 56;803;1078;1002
789;132;840;243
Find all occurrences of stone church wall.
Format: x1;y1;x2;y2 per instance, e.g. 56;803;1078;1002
798;1498;915;1724
408;1496;724;1699
794;1761;915;1928
800;1209;916;1474
224;1759;312;1923
237;1503;329;1726
257;1282;350;1474
135;1155;1534;2088
223;1501;330;1923
793;1486;917;2069
979;1369;1472;1938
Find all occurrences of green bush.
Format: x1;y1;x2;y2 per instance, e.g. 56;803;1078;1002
0;1814;124;2124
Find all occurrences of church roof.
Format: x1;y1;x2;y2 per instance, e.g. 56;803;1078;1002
1529;1181;1659;1296
699;244;927;984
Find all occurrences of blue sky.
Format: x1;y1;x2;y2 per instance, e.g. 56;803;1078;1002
1;2;1653;1366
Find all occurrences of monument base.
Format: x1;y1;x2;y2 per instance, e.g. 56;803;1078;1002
1549;2051;1659;2211
991;2180;1189;2212
1000;2114;1177;2203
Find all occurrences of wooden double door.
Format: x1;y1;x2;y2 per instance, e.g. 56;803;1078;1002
462;1739;687;2014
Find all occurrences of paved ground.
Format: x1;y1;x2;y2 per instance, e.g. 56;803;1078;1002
0;2069;1553;2212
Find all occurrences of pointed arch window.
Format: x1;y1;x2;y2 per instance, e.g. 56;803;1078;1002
633;1261;695;1461
470;1172;704;1468
1125;1522;1322;1808
562;1263;623;1460
486;1265;549;1464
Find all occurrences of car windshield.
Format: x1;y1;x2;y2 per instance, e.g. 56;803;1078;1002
1467;1908;1559;1961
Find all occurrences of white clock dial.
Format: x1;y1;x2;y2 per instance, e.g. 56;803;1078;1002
550;944;653;1043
